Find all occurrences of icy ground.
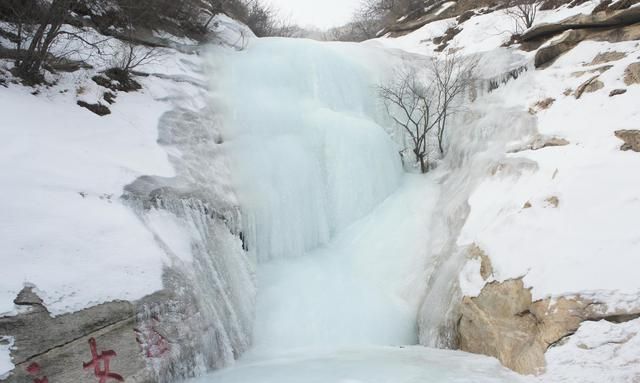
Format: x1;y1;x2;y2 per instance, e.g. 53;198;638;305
191;346;527;383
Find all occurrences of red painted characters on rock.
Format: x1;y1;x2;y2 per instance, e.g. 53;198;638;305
25;362;48;383
83;338;124;383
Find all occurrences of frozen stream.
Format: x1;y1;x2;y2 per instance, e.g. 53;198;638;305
193;38;526;382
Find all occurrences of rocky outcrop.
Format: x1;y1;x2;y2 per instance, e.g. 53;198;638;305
383;0;499;36
521;5;640;68
615;130;640;151
532;24;640;68
522;6;640;42
459;277;640;374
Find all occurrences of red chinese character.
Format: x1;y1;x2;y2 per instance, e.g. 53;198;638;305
82;338;124;383
25;362;48;383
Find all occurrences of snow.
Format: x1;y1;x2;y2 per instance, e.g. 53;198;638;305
0;337;13;379
458;39;640;303
542;318;640;382
0;32;214;316
458;258;486;297
190;346;529;383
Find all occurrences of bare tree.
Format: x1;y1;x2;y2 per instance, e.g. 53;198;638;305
504;0;538;33
10;0;108;84
110;16;164;75
379;53;477;172
379;71;440;173
14;0;77;82
430;53;478;155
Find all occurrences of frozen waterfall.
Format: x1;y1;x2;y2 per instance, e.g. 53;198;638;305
190;38;526;383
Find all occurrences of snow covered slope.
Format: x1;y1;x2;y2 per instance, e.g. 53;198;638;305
376;0;640;380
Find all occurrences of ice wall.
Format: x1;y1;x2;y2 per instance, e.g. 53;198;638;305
210;38;405;262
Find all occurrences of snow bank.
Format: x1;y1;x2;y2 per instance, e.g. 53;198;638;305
0;337;13;379
0;32;215;316
459;39;640;303
542;318;640;382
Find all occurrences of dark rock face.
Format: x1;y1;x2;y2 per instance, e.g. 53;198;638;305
615;130;640;151
609;88;627;96
77;100;111;116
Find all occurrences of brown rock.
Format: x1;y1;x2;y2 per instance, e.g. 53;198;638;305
523;201;533;209
459;279;546;374
574;75;604;98
623;62;640;85
609;88;628;96
615;129;640;151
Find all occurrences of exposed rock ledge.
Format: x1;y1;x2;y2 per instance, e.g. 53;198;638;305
520;7;640;68
457;248;640;375
522;6;640;42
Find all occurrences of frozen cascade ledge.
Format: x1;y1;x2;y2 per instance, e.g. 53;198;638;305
209;38;405;263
